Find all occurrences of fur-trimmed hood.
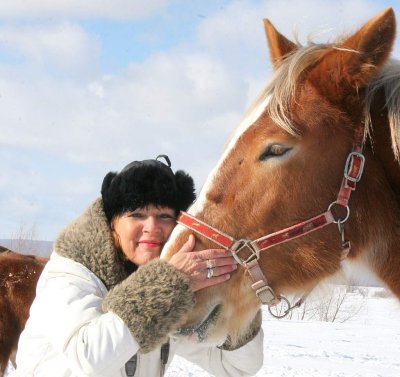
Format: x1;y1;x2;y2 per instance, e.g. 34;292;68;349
54;197;128;289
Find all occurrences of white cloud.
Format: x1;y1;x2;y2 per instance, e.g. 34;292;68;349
0;49;246;170
0;23;100;76
0;0;169;20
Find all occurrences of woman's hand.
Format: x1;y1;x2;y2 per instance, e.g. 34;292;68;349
168;235;238;292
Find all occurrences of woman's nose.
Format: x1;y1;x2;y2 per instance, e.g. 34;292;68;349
143;216;161;233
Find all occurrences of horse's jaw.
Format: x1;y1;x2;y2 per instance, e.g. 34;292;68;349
170;271;262;347
173;302;226;346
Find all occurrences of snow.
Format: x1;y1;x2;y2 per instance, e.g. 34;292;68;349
5;286;400;377
166;287;400;377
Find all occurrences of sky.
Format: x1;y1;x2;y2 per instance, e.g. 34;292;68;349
1;0;400;241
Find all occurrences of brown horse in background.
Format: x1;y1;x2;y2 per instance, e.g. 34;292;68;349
0;247;47;376
162;8;400;348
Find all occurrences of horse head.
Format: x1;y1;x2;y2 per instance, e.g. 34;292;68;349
162;8;400;348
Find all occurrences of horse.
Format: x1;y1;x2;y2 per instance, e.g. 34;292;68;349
161;7;400;349
0;247;47;376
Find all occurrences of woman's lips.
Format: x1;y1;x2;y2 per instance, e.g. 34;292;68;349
138;240;162;248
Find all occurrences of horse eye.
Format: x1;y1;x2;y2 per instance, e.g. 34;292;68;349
259;144;292;161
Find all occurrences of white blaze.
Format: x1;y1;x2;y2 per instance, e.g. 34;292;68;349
161;94;271;258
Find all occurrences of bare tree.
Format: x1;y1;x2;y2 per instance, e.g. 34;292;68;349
9;223;38;254
286;284;366;323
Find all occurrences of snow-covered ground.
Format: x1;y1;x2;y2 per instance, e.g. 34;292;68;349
166;286;400;377
5;286;400;377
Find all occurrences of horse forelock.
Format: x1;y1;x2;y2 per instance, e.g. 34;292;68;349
257;42;338;135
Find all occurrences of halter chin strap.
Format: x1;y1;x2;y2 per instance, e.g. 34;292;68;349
177;122;365;317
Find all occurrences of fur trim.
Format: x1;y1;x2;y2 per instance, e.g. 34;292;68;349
218;310;262;351
54;198;128;289
102;259;195;353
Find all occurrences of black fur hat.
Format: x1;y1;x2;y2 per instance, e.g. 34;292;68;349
101;155;196;222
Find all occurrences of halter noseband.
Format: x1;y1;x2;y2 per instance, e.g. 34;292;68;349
178;123;365;318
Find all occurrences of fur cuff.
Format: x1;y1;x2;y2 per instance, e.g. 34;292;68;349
218;310;262;351
102;259;195;353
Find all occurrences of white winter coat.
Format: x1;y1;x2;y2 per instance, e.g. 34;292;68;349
12;253;264;377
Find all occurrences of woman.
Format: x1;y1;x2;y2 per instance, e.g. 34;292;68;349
12;155;263;377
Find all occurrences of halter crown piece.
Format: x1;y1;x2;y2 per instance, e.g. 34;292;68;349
178;121;366;319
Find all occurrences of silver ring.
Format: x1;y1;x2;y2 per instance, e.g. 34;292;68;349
207;267;214;279
206;259;213;269
327;201;350;224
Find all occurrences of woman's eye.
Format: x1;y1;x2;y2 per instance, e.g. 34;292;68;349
159;214;176;221
130;213;145;219
259;144;292;160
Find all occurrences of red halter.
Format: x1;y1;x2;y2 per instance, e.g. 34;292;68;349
178;124;365;317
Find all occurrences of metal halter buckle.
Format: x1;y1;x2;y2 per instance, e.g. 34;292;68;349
344;152;365;182
230;239;260;266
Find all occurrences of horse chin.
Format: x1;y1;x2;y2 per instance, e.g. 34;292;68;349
174;304;227;346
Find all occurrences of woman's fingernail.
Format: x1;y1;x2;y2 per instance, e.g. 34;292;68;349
226;274;231;280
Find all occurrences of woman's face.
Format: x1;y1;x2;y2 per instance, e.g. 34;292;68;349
112;205;176;266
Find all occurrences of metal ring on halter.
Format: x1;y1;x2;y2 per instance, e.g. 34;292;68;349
267;296;291;319
327;201;350;224
207;267;214;279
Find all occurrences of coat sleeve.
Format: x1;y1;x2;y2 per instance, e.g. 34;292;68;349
102;259;195;353
175;329;264;377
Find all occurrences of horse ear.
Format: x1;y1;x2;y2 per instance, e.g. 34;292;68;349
309;7;396;102
263;19;297;69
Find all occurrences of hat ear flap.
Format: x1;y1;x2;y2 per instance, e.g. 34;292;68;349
175;170;196;211
101;172;117;196
101;172;119;222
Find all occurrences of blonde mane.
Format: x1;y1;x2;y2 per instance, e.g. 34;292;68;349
244;42;336;136
365;59;400;160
